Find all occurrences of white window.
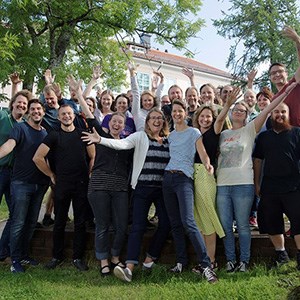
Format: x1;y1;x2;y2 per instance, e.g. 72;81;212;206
137;72;150;91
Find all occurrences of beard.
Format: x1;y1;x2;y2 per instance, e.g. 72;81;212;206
271;116;291;132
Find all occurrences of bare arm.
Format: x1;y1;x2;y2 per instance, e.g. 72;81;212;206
86;144;95;175
82;66;101;98
253;158;263;197
0;139;16;159
247;69;257;89
10;72;22;97
68;75;94;119
196;137;214;175
254;80;298;133
214;87;241;134
182;67;195;87
32;143;55;185
282;26;300;64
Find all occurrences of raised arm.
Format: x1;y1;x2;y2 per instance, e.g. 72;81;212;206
247;69;257;89
153;71;164;108
68;75;94;119
32;143;55;184
254;78;298;133
214;87;241;134
128;62;141;117
10;72;22;97
282;26;300;64
0;139;16;159
82;66;101;99
182;67;195;87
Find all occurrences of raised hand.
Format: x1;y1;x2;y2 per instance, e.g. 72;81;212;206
67;75;83;94
44;69;55;85
282;26;300;43
10;72;22;85
81;128;101;144
226;86;241;106
182;67;194;79
92;65;101;81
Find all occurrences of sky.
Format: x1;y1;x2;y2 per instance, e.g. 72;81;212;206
152;0;236;72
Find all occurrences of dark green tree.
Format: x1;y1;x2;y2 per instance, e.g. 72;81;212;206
0;0;204;90
213;0;300;87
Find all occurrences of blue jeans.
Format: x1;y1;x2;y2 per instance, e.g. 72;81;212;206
217;184;254;263
126;184;170;265
10;181;48;261
0;167;13;258
88;190;128;260
163;172;210;268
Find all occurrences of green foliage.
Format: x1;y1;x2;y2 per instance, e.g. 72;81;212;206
213;0;300;87
0;0;204;90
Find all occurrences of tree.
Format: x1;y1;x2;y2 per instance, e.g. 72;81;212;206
213;0;300;87
0;0;204;91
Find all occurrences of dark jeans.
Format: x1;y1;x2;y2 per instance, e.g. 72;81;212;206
126;184;170;265
88;190;128;260
53;180;88;260
9;180;48;261
163;172;210;268
0;167;12;258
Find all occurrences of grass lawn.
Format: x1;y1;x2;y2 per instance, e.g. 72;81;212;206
0;262;299;300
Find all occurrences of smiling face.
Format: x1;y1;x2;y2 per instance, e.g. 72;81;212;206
115;96;128;113
108;114;125;137
141;93;154;111
231;103;248;124
44;90;58;109
198;108;214;131
11;95;28;117
168;86;183;101
28;102;45;124
200;85;214;105
220;85;233;103
146;111;164;136
244;90;256;108
257;94;270;111
172;103;186;125
269;65;288;87
58;105;75;127
101;93;113;111
186;88;198;110
86;99;95;113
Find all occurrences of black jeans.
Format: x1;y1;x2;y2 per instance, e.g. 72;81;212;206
53;180;88;260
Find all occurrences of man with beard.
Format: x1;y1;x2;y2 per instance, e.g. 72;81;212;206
253;101;300;270
0;99;49;273
268;26;300;127
33;104;95;272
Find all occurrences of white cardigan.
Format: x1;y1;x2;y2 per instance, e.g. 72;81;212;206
100;131;149;189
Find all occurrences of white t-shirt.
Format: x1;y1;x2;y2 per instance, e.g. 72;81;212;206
217;121;256;186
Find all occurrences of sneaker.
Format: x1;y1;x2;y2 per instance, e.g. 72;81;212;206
235;261;248;272
20;257;39;266
211;261;218;271
45;258;64;270
226;261;236;273
192;264;202;275
142;261;155;271
169;263;183;273
11;260;25;273
201;266;218;283
114;266;132;282
42;215;55;227
73;259;89;271
275;250;290;266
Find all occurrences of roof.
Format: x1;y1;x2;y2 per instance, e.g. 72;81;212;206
128;46;232;79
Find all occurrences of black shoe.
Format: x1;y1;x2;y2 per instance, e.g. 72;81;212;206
42;215;54;227
275;250;290;266
73;259;89;271
45;258;64;270
169;263;183;273
35;222;43;229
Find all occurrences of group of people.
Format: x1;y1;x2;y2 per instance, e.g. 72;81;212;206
0;25;299;285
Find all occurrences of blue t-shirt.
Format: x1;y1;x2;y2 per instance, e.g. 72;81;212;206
165;127;201;178
9;122;49;185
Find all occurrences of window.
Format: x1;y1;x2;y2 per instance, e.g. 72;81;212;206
137;72;150;91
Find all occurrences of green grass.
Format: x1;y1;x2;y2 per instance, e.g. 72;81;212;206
0;199;8;221
0;262;299;300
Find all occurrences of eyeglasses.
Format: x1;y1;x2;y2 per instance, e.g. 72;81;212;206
232;108;247;113
149;116;164;121
270;69;285;76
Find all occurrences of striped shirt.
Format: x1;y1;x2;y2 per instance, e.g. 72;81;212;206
137;137;169;187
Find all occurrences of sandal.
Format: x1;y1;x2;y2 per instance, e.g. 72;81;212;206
100;265;110;276
111;261;125;269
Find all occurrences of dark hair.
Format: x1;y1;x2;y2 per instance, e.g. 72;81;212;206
85;97;97;110
185;86;199;99
9;89;32;111
58;104;74;112
28;99;45;111
268;62;287;74
172;99;187;111
192;104;218;130
114;93;130;110
256;86;274;101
